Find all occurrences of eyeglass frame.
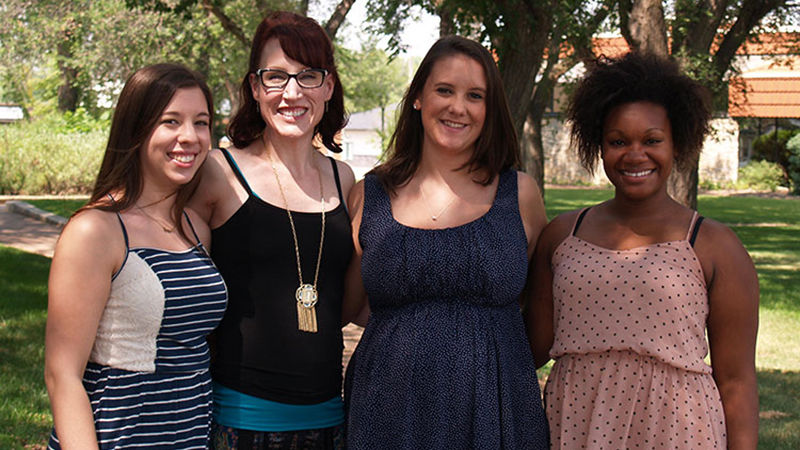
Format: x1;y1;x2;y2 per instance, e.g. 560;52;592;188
254;68;329;89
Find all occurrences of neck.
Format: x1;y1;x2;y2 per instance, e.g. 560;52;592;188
607;190;679;221
417;148;475;185
260;130;319;174
136;187;178;214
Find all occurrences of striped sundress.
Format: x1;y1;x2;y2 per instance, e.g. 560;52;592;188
48;213;227;449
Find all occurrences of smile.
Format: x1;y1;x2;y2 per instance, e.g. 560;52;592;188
621;169;655;177
169;153;196;164
442;120;466;129
279;107;308;118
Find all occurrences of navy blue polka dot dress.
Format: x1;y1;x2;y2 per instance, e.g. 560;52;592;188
345;171;549;449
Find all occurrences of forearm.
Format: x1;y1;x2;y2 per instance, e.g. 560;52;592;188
717;375;759;449
46;375;99;449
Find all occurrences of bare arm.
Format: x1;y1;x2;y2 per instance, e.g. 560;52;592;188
524;213;574;368
44;210;124;449
342;180;368;326
697;220;759;449
187;149;228;226
517;172;548;260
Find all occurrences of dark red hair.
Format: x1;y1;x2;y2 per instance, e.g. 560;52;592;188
227;11;346;152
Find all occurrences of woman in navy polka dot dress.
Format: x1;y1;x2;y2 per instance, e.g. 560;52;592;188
343;36;550;449
527;53;759;448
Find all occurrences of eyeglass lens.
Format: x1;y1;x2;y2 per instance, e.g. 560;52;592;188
260;69;324;88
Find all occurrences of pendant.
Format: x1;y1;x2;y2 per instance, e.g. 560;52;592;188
296;284;318;333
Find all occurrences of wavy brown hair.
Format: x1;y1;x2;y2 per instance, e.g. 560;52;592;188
373;36;520;193
81;63;213;243
227;11;346;152
567;52;711;173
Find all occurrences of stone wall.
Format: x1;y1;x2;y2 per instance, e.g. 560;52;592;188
541;117;740;185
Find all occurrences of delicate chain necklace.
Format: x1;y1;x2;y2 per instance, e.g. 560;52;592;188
136;205;175;233
419;182;457;221
269;152;325;333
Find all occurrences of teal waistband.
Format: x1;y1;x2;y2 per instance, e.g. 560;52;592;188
212;382;344;432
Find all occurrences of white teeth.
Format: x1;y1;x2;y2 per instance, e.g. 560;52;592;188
442;120;466;128
280;108;307;117
171;154;195;163
622;169;654;177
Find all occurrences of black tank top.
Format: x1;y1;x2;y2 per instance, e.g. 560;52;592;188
210;148;353;404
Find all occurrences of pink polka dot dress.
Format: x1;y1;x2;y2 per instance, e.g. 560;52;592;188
545;208;726;448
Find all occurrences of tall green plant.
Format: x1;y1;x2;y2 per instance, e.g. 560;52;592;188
787;133;800;194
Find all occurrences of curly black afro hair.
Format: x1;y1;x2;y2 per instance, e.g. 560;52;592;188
567;52;712;173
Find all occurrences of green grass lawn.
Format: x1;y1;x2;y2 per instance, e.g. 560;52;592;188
2;191;798;448
25;199;87;220
0;246;52;448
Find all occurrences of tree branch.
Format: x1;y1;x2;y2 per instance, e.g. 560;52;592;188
200;0;248;46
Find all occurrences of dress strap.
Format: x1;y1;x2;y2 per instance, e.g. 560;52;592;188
111;209;130;281
686;211;705;247
328;156;349;217
571;207;591;236
182;210;202;245
220;147;256;198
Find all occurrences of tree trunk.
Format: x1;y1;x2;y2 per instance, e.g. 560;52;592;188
56;36;78;112
667;159;698;210
619;0;668;55
325;0;355;39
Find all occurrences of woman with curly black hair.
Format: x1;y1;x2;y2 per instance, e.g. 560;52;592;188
526;52;759;448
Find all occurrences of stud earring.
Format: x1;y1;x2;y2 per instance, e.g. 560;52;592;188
413;102;420;110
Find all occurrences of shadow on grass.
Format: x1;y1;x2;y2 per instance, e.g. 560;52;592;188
0;246;51;448
758;369;800;449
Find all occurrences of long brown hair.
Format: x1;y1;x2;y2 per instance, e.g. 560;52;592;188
227;11;346;152
374;36;520;193
82;63;213;242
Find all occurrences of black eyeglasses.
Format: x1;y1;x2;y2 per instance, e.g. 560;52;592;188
255;68;328;89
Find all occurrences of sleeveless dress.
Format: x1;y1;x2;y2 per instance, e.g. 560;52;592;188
545;208;726;448
48;212;228;449
345;171;549;450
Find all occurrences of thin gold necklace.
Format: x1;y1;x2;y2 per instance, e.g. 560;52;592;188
419;182;456;221
269;152;325;333
136;204;175;233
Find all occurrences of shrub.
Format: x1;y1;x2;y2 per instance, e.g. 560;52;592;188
787;134;800;195
0;113;106;194
736;160;786;192
752;128;800;171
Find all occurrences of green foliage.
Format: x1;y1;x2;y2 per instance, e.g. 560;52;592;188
787;133;800;195
735;160;787;192
752;128;800;173
0;114;106;194
0;246;51;447
336;42;409;115
26;199;89;219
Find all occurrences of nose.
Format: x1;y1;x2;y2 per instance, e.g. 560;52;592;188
177;121;199;143
282;77;303;99
447;95;467;115
622;142;647;161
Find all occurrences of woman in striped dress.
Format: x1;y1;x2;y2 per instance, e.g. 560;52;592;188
45;63;228;449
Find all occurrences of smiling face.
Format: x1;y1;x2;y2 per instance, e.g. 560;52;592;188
250;38;333;142
602;101;674;201
140;86;211;191
414;54;487;157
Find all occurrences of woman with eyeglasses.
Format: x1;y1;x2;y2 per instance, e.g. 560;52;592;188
189;11;354;449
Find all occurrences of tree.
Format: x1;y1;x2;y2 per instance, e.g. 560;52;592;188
337;42;407;122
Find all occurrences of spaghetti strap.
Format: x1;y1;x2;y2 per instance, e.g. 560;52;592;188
182;211;202;246
328;156;348;216
112;211;130;281
687;212;705;247
220;147;256;198
571;207;591;236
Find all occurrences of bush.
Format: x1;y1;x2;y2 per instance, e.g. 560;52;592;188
0;113;107;194
787;134;800;195
752;128;800;171
736;160;786;192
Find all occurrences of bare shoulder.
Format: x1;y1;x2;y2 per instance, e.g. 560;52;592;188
347;178;366;214
516;171;541;196
55;208;125;273
693;216;753;268
537;210;580;254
